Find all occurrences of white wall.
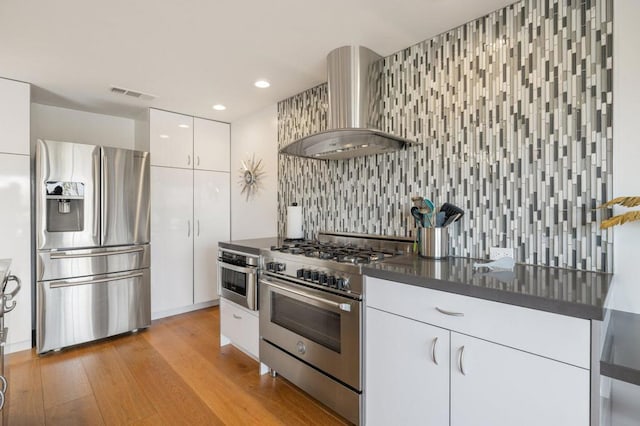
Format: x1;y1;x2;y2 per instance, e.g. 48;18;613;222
230;105;278;240
609;2;640;425
31;103;136;150
608;0;640;314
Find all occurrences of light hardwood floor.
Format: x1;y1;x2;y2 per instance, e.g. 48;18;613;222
6;307;350;425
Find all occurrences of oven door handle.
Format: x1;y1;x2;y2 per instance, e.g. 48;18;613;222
261;278;352;312
219;261;257;275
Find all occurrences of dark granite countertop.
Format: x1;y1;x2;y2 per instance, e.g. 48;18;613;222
218;237;280;256
601;310;640;386
362;254;612;320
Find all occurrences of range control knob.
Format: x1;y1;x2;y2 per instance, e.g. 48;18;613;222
296;268;305;278
265;262;275;271
337;277;350;291
303;269;311;280
276;263;286;272
327;275;336;288
318;273;327;285
311;270;319;281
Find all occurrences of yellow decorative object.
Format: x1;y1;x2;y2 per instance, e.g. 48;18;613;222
598;196;640;229
599;196;640;209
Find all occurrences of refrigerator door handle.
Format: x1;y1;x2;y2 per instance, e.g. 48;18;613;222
94;148;102;243
48;272;144;289
50;246;145;259
100;148;107;244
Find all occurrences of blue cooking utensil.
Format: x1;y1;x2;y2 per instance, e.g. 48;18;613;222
419;198;435;227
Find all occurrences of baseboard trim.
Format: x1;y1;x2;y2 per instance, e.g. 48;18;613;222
152;299;219;320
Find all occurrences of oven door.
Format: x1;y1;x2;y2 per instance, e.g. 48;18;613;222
259;274;361;390
217;261;257;310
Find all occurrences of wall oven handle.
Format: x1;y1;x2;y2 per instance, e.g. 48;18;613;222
48;272;144;289
219;261;257;275
262;279;352;312
50;246;144;259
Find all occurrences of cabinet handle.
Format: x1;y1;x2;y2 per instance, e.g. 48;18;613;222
187;220;191;237
458;346;466;376
187;155;191;166
197;156;200;166
436;307;464;317
0;389;4;411
431;337;439;365
197;220;200;237
232;314;242;320
0;375;6;394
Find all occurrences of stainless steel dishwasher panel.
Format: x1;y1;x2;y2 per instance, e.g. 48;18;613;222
36;269;151;353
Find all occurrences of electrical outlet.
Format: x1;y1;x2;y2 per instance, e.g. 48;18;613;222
490;247;514;260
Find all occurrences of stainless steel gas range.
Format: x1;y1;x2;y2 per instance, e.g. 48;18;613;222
259;232;412;425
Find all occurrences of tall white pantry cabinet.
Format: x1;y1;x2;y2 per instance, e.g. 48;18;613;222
149;108;230;318
0;77;31;353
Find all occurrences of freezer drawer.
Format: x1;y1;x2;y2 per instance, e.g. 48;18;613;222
36;269;150;353
37;244;150;281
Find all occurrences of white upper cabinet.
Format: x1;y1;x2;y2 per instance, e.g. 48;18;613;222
149;109;193;169
0;78;30;155
193;117;230;172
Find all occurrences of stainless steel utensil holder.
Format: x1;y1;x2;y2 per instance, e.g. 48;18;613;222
419;227;449;259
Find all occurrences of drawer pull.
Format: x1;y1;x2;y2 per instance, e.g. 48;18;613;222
436;307;464;317
431;337;439;365
459;346;467;376
232;314;242;320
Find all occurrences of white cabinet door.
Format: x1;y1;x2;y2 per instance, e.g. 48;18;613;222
0;78;30;155
193;170;230;304
150;166;194;314
0;154;31;351
450;332;590;426
149;109;193;169
193;118;229;172
366;307;450;426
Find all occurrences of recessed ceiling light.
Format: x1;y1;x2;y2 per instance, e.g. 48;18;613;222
213;104;226;111
178;124;190;129
159;134;169;139
254;80;271;88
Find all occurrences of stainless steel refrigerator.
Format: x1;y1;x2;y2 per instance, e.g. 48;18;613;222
35;139;151;353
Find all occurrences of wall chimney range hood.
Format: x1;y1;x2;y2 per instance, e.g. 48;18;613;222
280;46;413;160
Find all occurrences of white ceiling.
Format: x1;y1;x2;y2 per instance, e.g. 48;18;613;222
0;0;516;122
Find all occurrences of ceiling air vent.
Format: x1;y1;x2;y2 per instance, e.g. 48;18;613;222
109;86;156;101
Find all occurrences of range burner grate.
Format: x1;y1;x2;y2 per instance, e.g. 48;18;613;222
270;240;400;264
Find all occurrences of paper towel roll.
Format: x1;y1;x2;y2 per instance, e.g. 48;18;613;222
286;204;303;239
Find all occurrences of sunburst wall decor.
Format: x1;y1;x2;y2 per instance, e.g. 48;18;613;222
238;154;265;201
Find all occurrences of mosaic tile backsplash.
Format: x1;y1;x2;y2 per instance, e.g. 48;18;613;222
278;0;613;272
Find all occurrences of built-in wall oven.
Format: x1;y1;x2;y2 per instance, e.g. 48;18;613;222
217;248;258;310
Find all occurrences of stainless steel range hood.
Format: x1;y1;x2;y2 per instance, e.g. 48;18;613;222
280;46;413;160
